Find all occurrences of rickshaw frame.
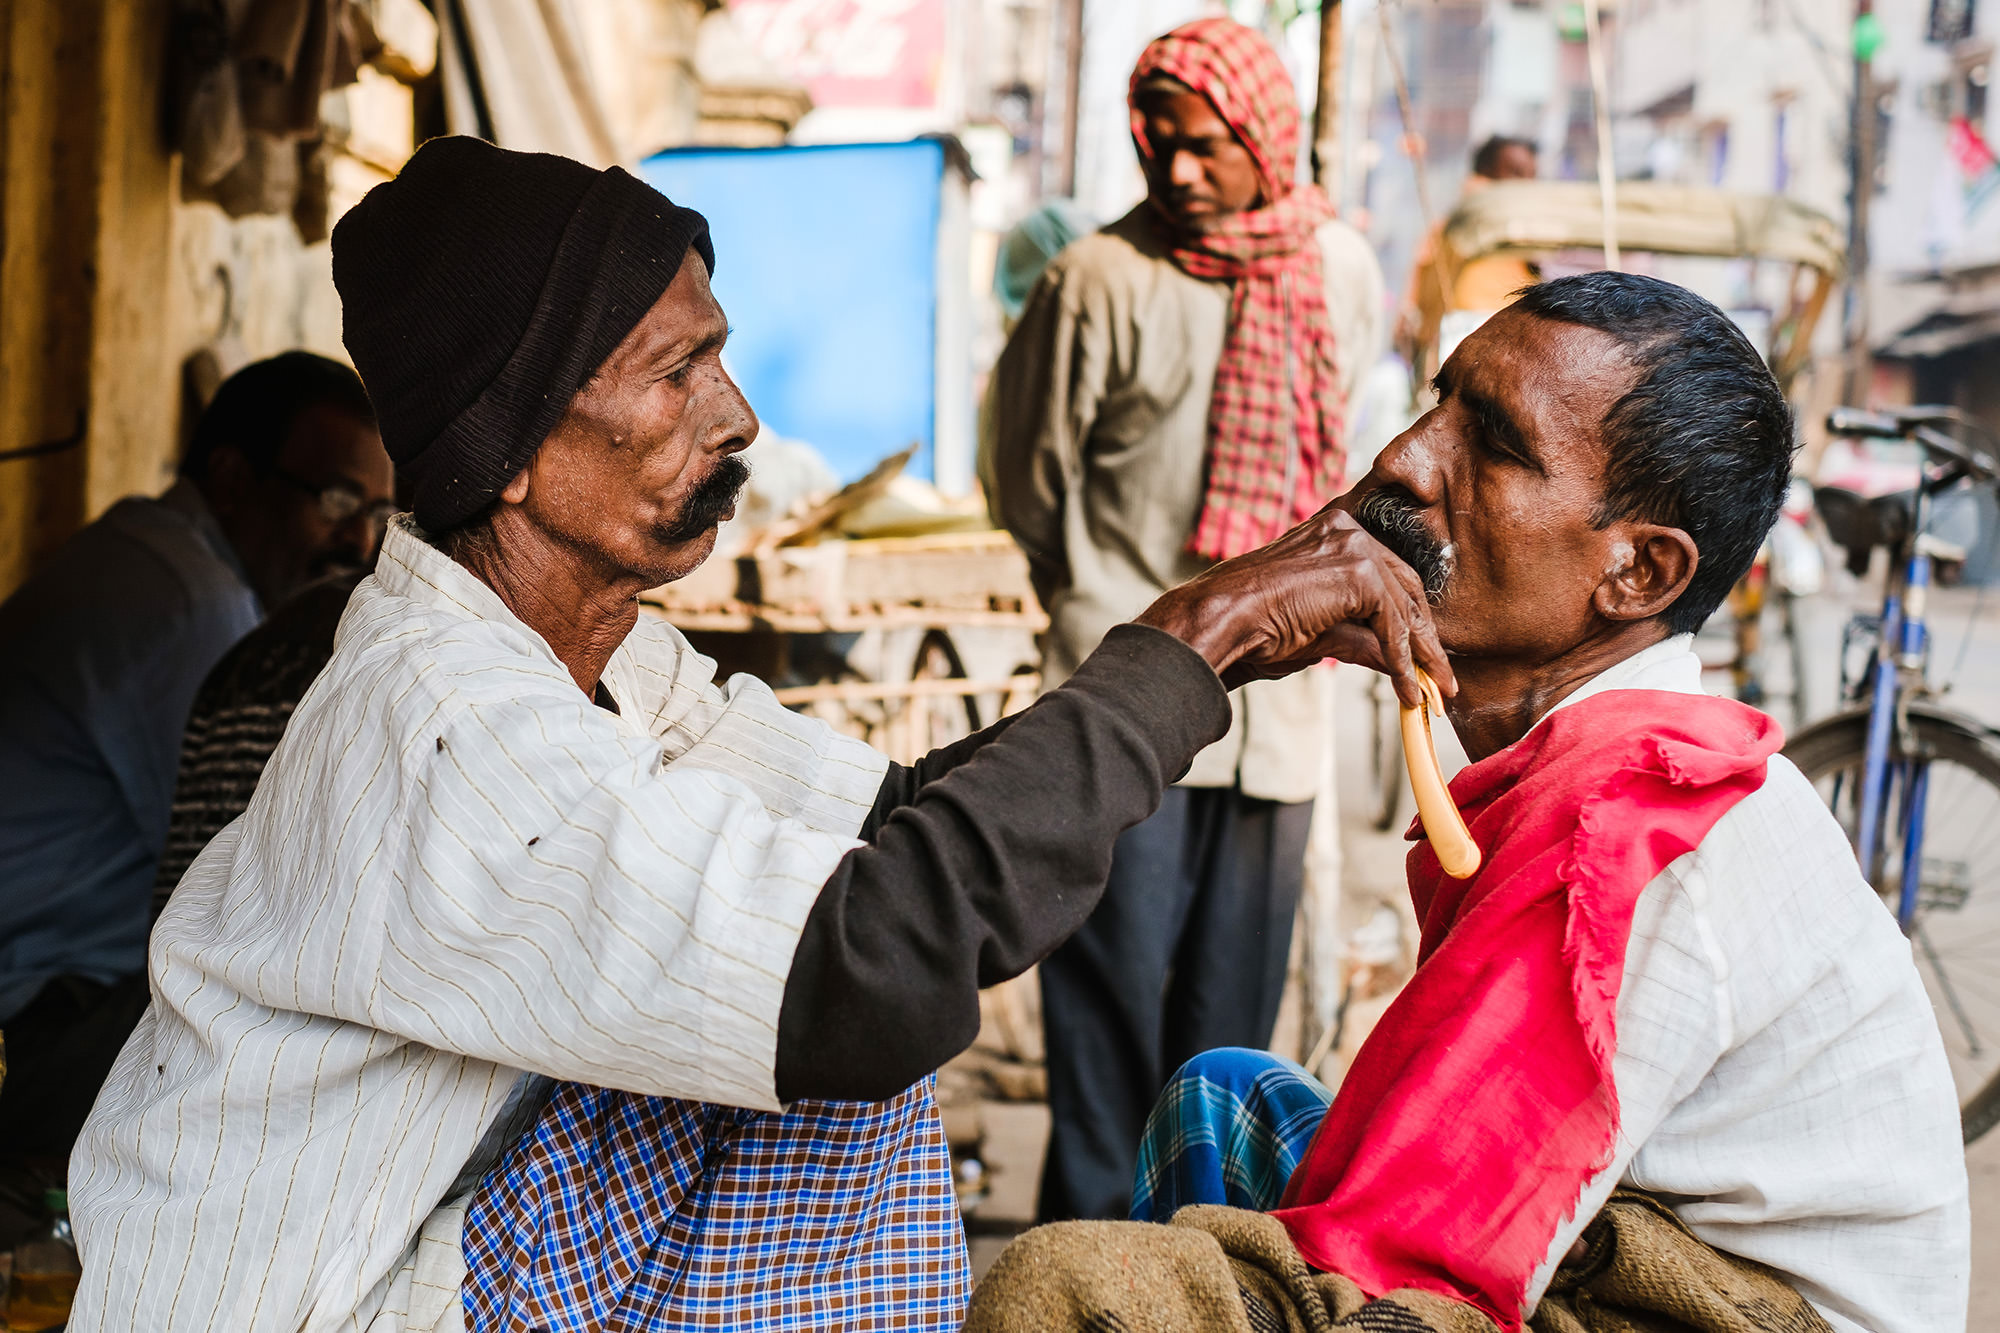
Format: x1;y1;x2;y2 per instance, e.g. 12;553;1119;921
1431;179;1846;393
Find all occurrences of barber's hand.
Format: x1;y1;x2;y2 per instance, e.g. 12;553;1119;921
1133;506;1455;707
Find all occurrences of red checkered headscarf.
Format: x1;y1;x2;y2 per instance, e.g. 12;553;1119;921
1130;19;1346;561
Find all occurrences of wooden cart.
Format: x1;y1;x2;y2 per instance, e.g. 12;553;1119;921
638;529;1047;765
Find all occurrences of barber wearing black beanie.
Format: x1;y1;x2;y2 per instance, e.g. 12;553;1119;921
323;131;1458;1100
334;135;714;534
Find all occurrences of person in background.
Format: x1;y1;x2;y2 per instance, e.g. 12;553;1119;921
982;17;1386;1223
1397;133;1540;377
0;352;391;1230
993;199;1097;328
150;566;372;904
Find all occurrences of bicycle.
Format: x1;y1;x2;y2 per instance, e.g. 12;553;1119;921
1783;404;2000;1142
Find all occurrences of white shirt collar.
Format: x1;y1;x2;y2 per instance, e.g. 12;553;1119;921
370;515;577;674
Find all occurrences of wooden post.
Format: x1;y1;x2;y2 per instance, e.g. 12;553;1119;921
0;0;107;593
1312;0;1342;194
1847;12;1877;402
1583;0;1620;270
1304;0;1346;1070
85;0;179;516
1054;0;1085;199
1377;4;1452;312
0;0;179;599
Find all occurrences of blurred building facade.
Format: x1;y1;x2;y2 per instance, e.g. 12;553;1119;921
1868;0;1999;425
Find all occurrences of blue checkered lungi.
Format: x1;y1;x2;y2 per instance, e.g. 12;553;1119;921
1129;1047;1333;1222
462;1076;968;1331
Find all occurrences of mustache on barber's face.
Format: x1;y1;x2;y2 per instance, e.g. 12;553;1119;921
1351;485;1452;603
654;454;750;545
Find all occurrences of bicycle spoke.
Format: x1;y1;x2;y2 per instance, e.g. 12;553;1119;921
1925;930;2000;960
1917;950;2000;997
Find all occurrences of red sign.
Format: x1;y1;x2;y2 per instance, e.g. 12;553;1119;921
1948;115;1997;178
727;0;946;110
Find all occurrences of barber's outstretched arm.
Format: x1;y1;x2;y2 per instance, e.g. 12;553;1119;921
776;508;1453;1103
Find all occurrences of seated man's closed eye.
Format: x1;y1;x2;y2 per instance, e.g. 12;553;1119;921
968;270;1969;1333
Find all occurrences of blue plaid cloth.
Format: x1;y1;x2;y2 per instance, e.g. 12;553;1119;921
462;1076;968;1331
1130;1047;1333;1222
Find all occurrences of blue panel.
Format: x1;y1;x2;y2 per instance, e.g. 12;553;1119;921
638;140;943;482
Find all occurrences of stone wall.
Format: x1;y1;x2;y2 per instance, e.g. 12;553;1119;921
0;0;431;598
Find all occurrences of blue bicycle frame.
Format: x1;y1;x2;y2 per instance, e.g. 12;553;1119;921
1854;502;1934;933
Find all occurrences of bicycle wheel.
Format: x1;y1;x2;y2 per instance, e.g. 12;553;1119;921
1786;708;2000;1142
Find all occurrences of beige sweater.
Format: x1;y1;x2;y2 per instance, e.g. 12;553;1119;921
981;205;1384;801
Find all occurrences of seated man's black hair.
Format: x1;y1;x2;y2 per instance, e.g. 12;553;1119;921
1513;271;1795;636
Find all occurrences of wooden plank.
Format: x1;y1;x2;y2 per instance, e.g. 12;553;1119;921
636;602;1048;634
772;675;1041;706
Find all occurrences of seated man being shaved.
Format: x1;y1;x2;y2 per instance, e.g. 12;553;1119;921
967;273;1969;1333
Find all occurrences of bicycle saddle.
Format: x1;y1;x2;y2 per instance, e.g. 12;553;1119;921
1815;485;1914;576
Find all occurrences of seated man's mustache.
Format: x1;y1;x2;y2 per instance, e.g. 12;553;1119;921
656;455;751;545
1351;486;1451;602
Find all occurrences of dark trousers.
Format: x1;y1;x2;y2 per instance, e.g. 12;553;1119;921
1037;785;1311;1222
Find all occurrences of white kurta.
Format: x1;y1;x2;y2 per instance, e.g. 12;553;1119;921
67;518;889;1332
1524;636;1970;1333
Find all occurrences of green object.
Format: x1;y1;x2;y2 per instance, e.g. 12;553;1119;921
994;200;1096;321
1853;11;1885;61
41;1189;65;1215
1557;2;1587;40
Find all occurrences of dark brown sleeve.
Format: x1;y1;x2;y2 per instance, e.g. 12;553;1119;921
857;710;1026;840
776;623;1231;1103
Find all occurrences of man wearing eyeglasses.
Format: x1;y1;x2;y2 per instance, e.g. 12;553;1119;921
0;351;391;1229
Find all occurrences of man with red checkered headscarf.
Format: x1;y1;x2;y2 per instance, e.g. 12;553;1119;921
983;16;1387;1221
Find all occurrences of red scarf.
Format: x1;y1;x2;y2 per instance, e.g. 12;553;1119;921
1272;689;1784;1329
1128;19;1346;561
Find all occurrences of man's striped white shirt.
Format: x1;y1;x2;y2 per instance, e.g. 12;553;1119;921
67;518;888;1331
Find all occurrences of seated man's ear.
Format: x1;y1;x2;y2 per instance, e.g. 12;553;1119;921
1592;524;1698;624
499;465;532;507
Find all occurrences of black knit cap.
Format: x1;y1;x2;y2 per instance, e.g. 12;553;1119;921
331;135;714;532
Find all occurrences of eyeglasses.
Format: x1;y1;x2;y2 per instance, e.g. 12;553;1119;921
271;467;397;529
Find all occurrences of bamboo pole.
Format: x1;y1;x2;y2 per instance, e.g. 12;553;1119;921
1846;9;1877;400
1583;0;1621;270
1054;0;1085;198
1376;2;1454;313
1312;0;1343;192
